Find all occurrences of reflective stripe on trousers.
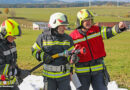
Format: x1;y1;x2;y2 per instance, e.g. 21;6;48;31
76;64;104;73
43;70;70;78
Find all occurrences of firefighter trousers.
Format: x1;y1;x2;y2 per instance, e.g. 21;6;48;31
77;71;108;90
43;75;71;90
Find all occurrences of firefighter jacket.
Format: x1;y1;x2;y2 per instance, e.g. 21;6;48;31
0;39;18;86
70;25;124;74
32;29;74;78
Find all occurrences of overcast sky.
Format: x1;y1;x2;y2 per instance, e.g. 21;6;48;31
61;0;130;2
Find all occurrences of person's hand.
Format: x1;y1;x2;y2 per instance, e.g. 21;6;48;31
119;22;127;30
70;54;80;64
43;53;54;64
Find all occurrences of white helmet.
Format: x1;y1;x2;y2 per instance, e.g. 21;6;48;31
48;12;69;29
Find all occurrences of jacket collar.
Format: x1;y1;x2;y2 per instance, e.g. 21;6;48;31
77;29;87;36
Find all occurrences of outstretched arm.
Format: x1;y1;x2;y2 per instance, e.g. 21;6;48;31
100;22;127;39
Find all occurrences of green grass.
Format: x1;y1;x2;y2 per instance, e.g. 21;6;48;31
104;31;130;89
16;29;43;75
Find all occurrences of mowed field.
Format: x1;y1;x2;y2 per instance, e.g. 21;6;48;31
0;6;130;89
0;6;130;27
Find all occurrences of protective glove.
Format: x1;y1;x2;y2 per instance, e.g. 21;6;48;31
17;69;30;84
70;54;80;64
43;53;54;64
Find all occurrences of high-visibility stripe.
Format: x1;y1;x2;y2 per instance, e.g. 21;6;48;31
32;50;37;57
76;67;90;73
43;41;70;46
72;64;76;74
74;37;86;44
75;64;103;73
112;26;117;35
73;32;101;44
68;46;74;52
43;70;70;78
11;48;16;53
3;64;9;75
10;77;16;84
0;77;16;85
87;32;101;39
67;56;71;62
1;64;17;85
40;52;45;61
3;47;16;56
91;64;103;72
32;43;41;50
101;26;107;39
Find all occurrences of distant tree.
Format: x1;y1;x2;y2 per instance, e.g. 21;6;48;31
4;8;9;14
9;9;16;17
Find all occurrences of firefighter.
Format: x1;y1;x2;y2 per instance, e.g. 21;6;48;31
0;19;30;90
32;12;79;90
70;9;127;90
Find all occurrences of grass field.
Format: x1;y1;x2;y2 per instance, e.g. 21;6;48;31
104;31;130;89
0;6;130;89
0;6;130;28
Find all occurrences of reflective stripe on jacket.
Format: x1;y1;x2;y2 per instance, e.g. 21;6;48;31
32;29;74;78
70;25;119;62
0;39;18;86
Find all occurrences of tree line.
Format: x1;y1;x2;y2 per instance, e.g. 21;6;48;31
0;1;128;8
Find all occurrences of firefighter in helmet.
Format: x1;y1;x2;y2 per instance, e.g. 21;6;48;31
0;19;30;90
70;9;127;90
32;12;79;90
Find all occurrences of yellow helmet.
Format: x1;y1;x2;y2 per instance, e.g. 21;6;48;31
0;19;21;38
77;9;94;27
